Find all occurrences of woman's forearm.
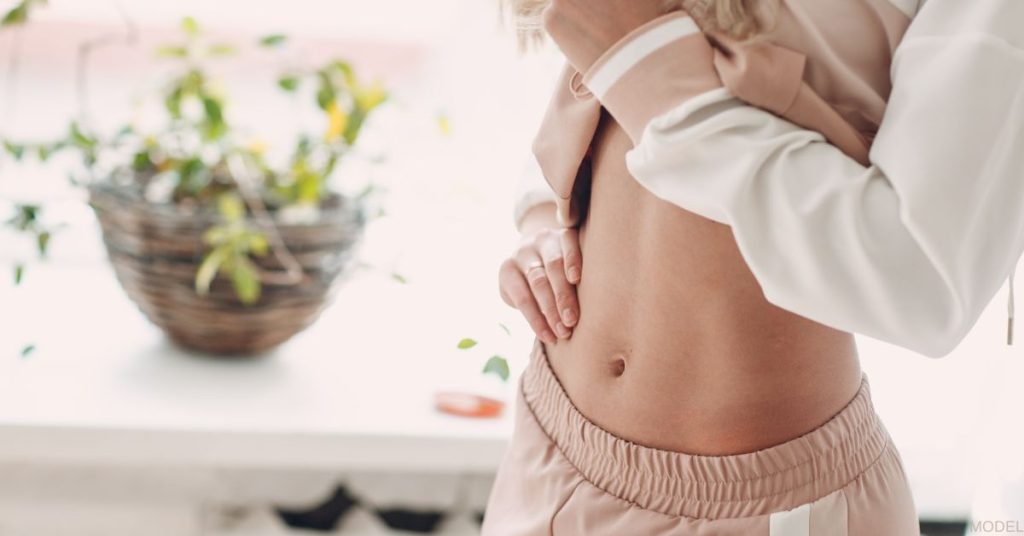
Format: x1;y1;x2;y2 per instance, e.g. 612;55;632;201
600;0;1024;357
512;153;564;233
518;201;561;236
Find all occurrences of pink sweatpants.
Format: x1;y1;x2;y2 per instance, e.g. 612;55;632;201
481;340;920;535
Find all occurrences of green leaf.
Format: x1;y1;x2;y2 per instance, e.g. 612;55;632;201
217;194;246;222
1;3;29;27
173;158;213;197
131;150;152;171
155;45;188;58
13;264;24;285
164;86;184;117
316;86;334;111
20;344;35;358
315;71;335;110
230;258;261;305
390;272;407;284
37;139;68;161
181;16;199;36
201;95;225;137
3;140;25;160
195;245;229;295
36;231;50;256
342;108;366;145
69;122;96;148
457;338;477;350
498;323;511;336
202;225;231;246
277;76;299;92
207;43;235;56
353;84;387;113
245;232;269;256
329;60;355;85
483;355;510;382
296;170;322;204
259;34;288;47
9;203;39;229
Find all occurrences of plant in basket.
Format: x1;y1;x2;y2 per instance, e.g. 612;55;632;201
43;18;388;355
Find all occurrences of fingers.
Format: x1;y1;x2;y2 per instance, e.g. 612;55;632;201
560;227;582;285
517;246;572;340
538;231;580;328
499;259;557;344
498;227;582;343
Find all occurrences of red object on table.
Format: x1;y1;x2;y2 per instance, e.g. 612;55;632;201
434;391;506;419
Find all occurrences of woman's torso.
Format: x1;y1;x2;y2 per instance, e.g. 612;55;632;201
542;110;863;456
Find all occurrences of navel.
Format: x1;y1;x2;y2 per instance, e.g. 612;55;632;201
609;354;627;378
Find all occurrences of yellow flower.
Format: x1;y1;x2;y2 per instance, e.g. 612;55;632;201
437;113;452;137
354;82;387;112
325;101;348;143
247;139;268;155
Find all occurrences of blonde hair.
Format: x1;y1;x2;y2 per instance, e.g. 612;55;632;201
502;0;778;47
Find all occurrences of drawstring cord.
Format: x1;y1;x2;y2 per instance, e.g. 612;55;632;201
1009;261;1017;345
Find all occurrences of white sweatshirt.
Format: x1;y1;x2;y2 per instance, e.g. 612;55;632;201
514;0;1024;358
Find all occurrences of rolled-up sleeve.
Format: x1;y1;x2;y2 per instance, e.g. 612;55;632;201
584;0;1024;357
579;12;722;144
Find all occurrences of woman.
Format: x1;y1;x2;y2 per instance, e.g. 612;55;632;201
485;0;1024;534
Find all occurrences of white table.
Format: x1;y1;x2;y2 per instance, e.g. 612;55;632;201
0;264;518;473
0;260;523;534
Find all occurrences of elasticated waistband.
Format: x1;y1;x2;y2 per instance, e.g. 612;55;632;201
520;339;892;520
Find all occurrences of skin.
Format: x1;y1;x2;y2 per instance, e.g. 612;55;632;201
497;0;865;455
541;0;668;73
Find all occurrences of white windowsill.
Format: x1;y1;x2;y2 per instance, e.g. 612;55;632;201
0;263;520;473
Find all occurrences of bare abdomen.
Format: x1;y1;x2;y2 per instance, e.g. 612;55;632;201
542;112;862;456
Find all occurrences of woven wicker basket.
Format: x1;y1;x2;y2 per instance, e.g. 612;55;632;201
88;182;365;356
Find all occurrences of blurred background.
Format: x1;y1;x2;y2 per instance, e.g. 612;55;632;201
0;1;1020;534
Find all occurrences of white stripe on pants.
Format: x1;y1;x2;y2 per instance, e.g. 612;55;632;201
769;489;848;535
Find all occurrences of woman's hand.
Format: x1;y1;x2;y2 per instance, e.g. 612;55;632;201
499;227;582;344
542;0;668;73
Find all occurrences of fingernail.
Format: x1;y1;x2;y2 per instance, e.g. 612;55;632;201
568;267;581;283
562;308;577;326
555;323;570;338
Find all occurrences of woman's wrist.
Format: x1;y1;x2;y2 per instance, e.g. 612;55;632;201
518;201;560;236
542;0;667;73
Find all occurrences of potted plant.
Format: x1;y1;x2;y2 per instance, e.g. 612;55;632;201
35;18;388;355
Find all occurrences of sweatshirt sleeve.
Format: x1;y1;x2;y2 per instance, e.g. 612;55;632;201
584;0;1024;357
